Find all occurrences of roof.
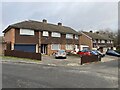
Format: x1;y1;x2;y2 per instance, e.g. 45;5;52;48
3;20;79;35
82;31;112;40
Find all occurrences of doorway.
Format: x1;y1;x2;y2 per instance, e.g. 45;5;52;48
41;44;48;54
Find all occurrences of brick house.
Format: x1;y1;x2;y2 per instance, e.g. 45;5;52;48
80;31;113;50
3;19;80;55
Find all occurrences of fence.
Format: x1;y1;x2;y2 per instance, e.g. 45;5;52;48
4;50;41;60
81;55;101;65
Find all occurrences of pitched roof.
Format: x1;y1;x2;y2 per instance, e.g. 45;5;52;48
3;20;79;35
82;31;112;40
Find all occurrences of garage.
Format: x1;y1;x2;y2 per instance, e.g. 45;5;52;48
14;44;36;52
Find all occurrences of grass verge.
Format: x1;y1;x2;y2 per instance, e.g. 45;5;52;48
0;55;40;62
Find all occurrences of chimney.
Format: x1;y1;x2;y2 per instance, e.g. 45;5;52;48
89;30;93;33
58;22;62;26
96;31;99;34
42;19;47;23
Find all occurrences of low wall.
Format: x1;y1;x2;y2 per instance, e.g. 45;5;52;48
81;55;101;65
4;50;41;60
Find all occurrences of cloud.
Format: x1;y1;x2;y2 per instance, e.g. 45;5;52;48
1;2;118;36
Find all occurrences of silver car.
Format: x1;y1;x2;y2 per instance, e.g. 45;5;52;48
55;50;67;59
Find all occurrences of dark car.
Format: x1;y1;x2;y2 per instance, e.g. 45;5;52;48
91;50;105;57
106;50;120;57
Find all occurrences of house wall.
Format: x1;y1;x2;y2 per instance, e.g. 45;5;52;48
4;28;15;50
15;28;39;44
41;32;80;55
80;34;92;50
4;28;80;55
4;28;15;44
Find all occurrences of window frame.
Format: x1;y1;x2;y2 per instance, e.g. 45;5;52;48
75;35;78;39
66;34;73;39
65;44;73;50
51;44;61;50
42;31;49;36
20;29;34;36
51;32;61;37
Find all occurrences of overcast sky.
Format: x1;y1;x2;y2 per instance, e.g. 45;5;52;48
1;1;118;35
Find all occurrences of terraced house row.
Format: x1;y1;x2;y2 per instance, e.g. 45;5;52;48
2;19;113;55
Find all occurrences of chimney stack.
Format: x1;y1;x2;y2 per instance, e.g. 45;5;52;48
42;19;47;23
96;31;99;34
89;30;93;33
58;22;62;26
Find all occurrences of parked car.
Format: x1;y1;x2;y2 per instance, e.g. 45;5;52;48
106;50;120;57
91;50;105;57
54;50;67;59
77;50;91;56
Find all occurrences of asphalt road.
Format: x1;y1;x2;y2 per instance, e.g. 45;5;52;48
2;59;118;88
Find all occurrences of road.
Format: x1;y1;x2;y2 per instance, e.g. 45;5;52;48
2;59;118;88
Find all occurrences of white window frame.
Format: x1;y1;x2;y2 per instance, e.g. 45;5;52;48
42;31;49;36
66;44;73;50
20;29;34;35
98;40;100;43
111;41;113;43
75;35;78;39
51;32;61;37
93;40;96;43
107;40;110;43
101;40;105;43
51;44;61;50
66;34;73;39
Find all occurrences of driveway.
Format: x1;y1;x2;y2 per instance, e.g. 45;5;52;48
40;55;118;66
1;54;118;67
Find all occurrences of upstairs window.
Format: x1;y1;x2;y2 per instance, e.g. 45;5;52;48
20;29;34;35
107;40;110;43
98;40;100;43
43;31;49;36
66;34;73;39
93;40;96;43
101;40;105;43
51;32;61;37
75;35;78;39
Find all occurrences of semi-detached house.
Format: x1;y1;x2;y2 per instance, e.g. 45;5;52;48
80;31;113;50
3;19;81;55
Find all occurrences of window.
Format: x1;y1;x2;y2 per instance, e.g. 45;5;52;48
51;32;61;37
43;31;49;36
66;34;73;39
93;40;96;43
107;40;110;43
51;44;60;50
101;40;105;43
98;40;100;43
20;29;34;35
66;44;73;50
75;35;78;39
111;41;113;43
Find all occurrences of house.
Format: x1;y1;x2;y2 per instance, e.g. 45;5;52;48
0;36;6;55
80;31;113;50
3;19;80;55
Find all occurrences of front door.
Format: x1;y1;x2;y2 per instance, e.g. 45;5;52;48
41;44;47;54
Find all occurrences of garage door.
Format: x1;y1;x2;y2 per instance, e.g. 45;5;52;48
14;44;36;52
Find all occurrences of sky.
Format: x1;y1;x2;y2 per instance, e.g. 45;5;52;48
0;0;118;36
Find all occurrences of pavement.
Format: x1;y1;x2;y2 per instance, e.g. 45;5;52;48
1;54;119;67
